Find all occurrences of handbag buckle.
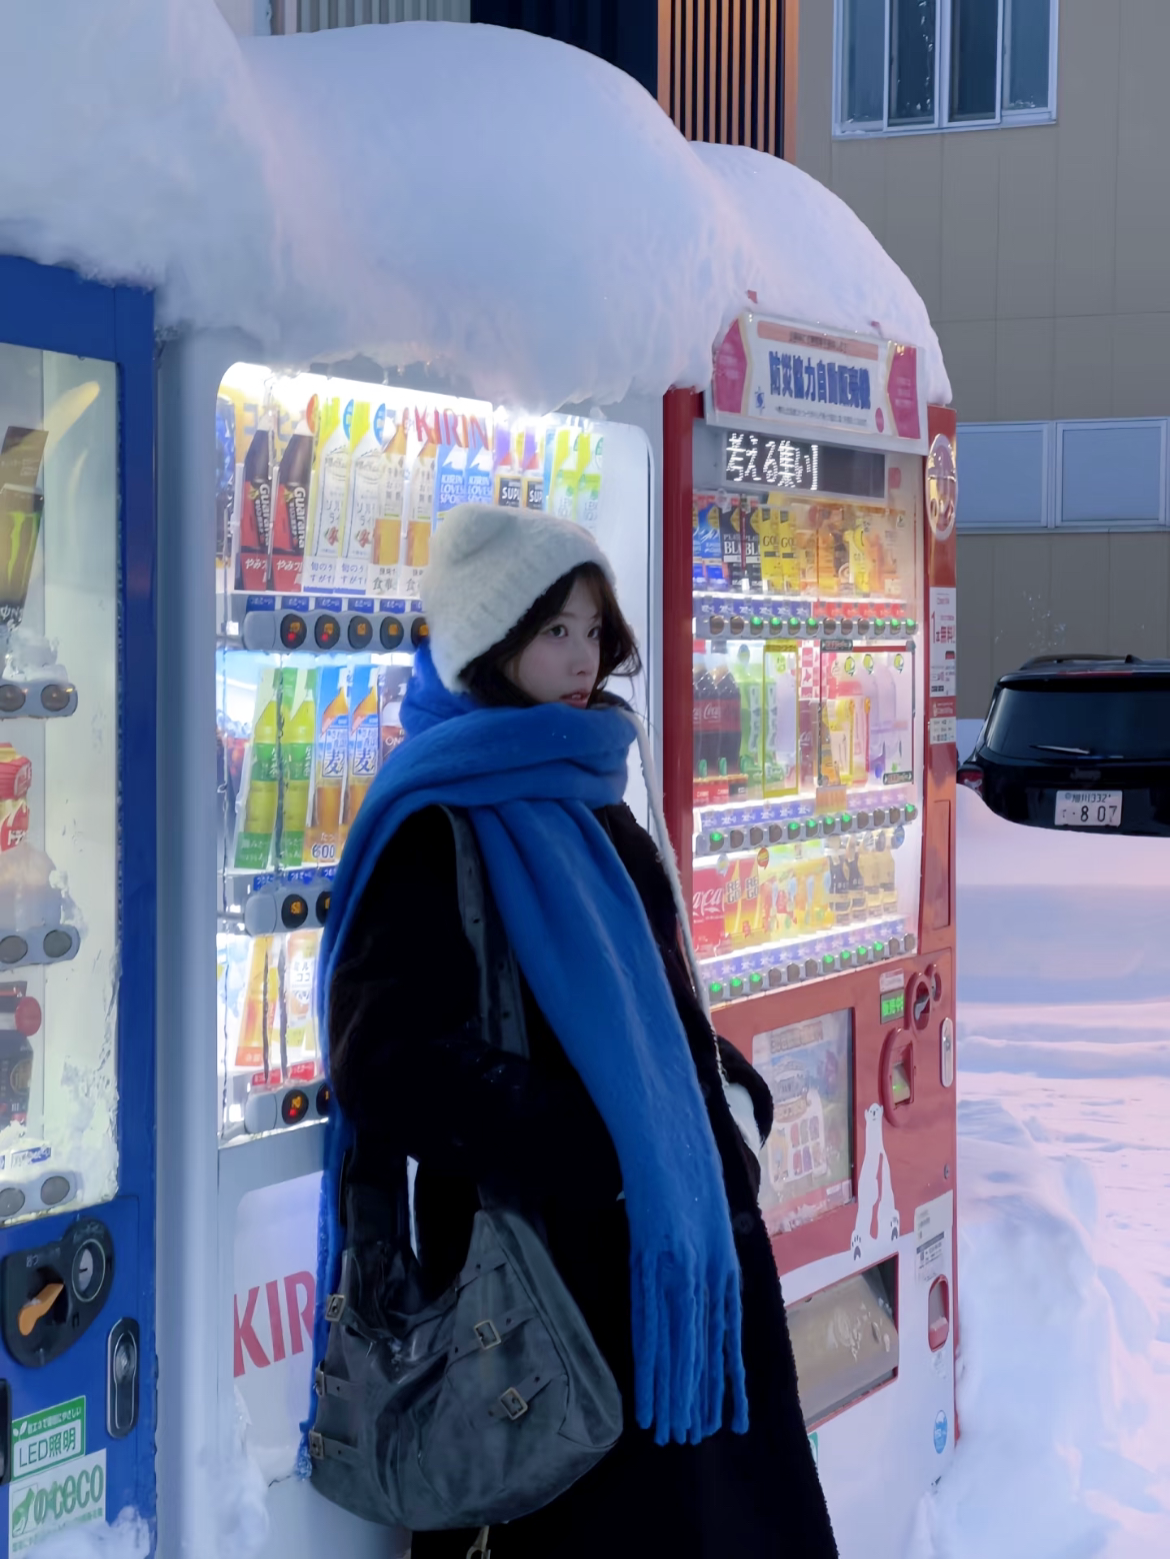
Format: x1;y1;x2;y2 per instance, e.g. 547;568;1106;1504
474;1319;501;1350
325;1293;346;1323
308;1431;324;1460
314;1367;326;1397
498;1387;528;1421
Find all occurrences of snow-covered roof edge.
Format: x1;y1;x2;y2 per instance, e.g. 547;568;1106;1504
0;3;950;412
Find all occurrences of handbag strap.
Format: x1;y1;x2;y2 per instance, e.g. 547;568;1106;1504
441;805;529;1062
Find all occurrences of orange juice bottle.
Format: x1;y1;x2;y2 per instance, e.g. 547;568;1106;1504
235;936;279;1077
283;929;321;1080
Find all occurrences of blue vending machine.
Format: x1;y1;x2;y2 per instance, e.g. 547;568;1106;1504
0;258;156;1552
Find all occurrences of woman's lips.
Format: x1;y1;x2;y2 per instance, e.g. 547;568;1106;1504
561;691;590;706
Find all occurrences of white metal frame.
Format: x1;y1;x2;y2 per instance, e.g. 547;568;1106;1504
955;420;1053;532
1054;417;1169;532
957;418;1170;533
833;0;1059;138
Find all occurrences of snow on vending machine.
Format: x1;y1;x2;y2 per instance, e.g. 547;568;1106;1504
0;258;156;1551
662;314;959;1559
157;334;655;1559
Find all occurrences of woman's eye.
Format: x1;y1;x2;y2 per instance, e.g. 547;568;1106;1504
547;624;567;638
589;626;602;640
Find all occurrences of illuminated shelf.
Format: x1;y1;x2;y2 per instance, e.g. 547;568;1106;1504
694;800;916;863
695;619;917;645
699;914;916;1006
696;588;909;611
215;590;428;656
698;912;906;968
693;792;917;828
218;867;334;936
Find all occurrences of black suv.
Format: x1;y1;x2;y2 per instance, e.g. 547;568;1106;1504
958;655;1170;836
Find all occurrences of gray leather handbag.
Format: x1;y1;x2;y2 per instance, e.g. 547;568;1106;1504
308;808;623;1539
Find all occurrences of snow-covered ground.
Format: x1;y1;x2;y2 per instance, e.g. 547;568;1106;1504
911;788;1170;1558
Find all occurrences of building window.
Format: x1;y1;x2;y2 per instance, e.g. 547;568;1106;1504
954;423;1051;531
1057;422;1166;530
957;420;1170;532
274;0;469;31
836;0;1056;136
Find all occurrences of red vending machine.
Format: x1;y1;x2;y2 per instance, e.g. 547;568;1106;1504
662;314;958;1559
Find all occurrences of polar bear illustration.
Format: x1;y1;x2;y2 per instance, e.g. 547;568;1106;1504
851;1102;899;1260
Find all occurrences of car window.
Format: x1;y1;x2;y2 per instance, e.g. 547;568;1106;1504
983;684;1170;761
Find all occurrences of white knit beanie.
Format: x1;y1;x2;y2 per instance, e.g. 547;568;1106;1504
425;504;616;692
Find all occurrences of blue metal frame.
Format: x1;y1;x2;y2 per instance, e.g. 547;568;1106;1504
0;256;157;1531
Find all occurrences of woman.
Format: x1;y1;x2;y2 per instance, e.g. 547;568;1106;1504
319;502;838;1559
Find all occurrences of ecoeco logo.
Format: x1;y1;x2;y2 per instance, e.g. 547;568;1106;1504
9;1450;106;1554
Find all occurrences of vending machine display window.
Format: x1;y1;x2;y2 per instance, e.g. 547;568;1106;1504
214;363;649;1142
692;431;926;1007
0;345;120;1217
752;1009;854;1236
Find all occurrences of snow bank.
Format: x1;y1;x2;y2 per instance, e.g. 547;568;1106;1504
0;2;948;412
910;1097;1166;1559
25;1508;150;1558
917;795;1170;1557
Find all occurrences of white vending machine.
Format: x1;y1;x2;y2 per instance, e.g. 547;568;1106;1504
156;331;659;1559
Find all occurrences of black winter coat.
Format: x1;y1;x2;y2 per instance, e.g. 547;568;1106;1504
330;801;838;1559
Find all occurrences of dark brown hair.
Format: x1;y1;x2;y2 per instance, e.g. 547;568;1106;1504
460;562;642;709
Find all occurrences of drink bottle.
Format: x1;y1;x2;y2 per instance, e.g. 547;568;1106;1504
235;423;273;591
696;658;723;779
714;665;743;778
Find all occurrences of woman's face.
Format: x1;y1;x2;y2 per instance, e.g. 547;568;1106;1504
506;575;602;708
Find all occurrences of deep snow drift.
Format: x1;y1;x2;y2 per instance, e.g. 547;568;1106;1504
910;790;1170;1558
0;2;948;412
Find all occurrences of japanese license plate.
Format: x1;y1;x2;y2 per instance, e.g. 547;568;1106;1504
1054;791;1122;828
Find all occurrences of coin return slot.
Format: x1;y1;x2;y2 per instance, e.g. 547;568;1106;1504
18;1275;67;1337
880;1029;916;1127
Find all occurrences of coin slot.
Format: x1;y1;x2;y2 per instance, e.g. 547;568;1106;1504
71;1239;107;1303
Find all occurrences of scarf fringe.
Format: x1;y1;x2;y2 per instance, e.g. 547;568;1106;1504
632;1246;749;1446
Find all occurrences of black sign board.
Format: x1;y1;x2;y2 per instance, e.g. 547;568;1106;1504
723;429;885;500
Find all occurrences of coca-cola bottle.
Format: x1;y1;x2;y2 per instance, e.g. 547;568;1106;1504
693;663;705;778
696;659;722;779
714;666;743;779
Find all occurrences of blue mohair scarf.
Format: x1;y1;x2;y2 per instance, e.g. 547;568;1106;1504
301;642;748;1458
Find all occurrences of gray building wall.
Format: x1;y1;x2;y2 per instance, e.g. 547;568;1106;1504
795;1;1170;716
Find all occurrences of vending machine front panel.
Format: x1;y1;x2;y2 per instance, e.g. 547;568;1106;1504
0;259;156;1553
663;318;958;1559
210;361;656;1556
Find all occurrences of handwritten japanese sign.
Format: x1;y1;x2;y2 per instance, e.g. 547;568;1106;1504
724;431;816;490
